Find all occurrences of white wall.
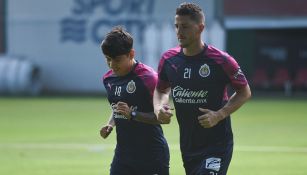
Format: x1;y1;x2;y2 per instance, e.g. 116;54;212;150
7;0;215;93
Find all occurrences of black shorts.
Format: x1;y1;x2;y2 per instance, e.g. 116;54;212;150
183;143;233;175
110;154;169;175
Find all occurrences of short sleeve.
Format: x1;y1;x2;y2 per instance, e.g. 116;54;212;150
156;57;171;91
222;55;248;90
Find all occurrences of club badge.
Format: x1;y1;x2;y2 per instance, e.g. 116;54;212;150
126;80;136;93
199;64;210;77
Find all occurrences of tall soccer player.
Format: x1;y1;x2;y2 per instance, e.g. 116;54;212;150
100;26;169;175
154;3;251;175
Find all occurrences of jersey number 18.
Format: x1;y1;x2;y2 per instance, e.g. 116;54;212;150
115;86;121;96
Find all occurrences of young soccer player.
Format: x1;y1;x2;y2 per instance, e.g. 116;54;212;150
153;3;251;175
100;26;169;175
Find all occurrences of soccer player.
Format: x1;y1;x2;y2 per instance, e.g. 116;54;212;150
100;26;169;175
153;2;251;175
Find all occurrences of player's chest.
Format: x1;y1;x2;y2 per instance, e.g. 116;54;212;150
105;78;142;102
166;60;227;87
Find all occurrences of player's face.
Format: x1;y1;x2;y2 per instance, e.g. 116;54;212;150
105;50;134;76
175;15;203;48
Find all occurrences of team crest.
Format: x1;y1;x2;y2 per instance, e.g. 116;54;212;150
199;64;210;77
126;80;136;93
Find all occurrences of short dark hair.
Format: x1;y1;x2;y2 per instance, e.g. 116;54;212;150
176;2;205;23
101;26;133;58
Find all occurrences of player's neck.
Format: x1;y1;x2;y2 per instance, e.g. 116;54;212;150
128;59;137;72
183;41;204;56
118;59;136;77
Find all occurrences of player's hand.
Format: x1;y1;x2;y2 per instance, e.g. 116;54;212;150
116;101;132;120
157;104;173;124
100;125;113;139
198;108;223;128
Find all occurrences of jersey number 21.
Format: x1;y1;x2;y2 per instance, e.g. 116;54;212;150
184;68;191;79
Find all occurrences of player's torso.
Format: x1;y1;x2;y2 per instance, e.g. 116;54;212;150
165;55;229;111
104;74;152;119
164;54;234;153
104;69;168;161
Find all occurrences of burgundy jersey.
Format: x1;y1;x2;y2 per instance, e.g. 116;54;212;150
103;61;169;164
157;45;248;159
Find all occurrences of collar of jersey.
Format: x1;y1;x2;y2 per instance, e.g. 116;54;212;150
113;60;139;78
180;44;208;59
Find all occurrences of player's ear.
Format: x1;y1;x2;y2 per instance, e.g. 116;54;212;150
199;23;205;33
128;49;135;59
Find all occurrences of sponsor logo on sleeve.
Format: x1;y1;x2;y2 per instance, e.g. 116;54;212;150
233;68;245;80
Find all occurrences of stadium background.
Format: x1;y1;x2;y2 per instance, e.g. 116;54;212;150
1;0;307;175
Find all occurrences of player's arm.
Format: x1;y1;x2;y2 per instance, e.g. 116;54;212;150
153;87;173;124
154;53;174;124
198;85;251;128
130;111;160;125
100;111;115;139
218;84;251;118
116;101;163;125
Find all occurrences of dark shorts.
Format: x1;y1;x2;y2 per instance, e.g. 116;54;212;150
110;152;170;175
183;143;233;175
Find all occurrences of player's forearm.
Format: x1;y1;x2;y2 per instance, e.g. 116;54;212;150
133;111;161;125
153;88;171;114
218;85;251;120
107;113;115;127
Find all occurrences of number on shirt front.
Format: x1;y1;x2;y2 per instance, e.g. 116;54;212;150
115;86;122;96
184;68;191;79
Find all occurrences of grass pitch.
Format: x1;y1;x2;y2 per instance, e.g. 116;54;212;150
0;97;307;175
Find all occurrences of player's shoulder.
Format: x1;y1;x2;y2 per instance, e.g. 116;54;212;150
134;62;158;89
161;46;181;60
205;45;235;64
102;70;114;82
134;62;157;77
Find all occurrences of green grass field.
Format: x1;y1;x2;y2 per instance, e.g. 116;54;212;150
1;97;307;175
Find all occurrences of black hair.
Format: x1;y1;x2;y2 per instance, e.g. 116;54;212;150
101;26;133;58
176;2;205;23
